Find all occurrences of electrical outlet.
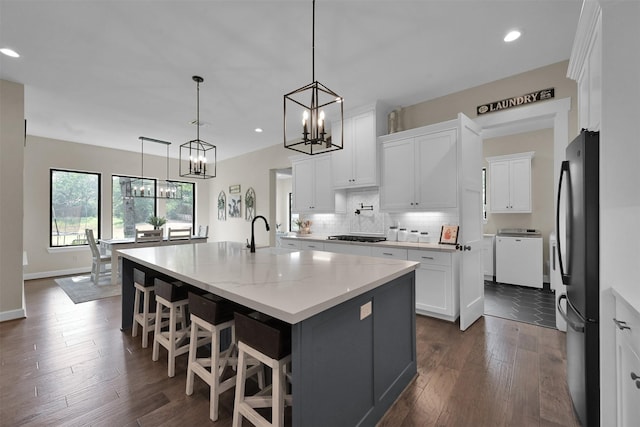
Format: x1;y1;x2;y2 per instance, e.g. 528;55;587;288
360;301;372;320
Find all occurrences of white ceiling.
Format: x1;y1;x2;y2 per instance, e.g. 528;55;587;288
0;0;582;161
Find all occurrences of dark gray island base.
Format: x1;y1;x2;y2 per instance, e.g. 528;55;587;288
120;254;416;427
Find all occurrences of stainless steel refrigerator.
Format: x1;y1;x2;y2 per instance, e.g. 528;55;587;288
556;129;599;426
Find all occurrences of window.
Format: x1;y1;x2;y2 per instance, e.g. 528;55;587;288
112;176;156;239
165;181;195;231
111;177;195;239
482;167;487;221
50;169;101;247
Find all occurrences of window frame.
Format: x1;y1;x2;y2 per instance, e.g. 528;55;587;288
50;168;102;248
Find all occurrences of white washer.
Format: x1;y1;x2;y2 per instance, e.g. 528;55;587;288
495;228;543;288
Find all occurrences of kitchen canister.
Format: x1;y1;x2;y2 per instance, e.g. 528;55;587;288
408;230;420;243
397;228;408;242
419;232;431;243
386;226;398;241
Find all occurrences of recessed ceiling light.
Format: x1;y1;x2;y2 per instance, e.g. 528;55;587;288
0;48;20;58
254;128;263;133
504;30;521;43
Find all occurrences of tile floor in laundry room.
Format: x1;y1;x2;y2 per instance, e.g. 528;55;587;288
484;280;557;329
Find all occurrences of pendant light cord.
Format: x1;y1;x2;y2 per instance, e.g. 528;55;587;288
196;79;200;141
312;0;315;83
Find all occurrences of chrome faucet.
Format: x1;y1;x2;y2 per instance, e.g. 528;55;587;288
250;215;270;253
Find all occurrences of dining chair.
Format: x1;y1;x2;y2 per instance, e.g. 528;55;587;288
197;225;209;238
168;227;192;241
135;228;163;243
85;229;111;283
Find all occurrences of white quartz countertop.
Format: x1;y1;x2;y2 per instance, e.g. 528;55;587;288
118;241;418;324
281;234;458;252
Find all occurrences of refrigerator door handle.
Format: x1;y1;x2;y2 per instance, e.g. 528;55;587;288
557;294;585;332
556;160;571;286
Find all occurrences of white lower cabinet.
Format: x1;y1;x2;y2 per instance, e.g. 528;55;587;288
280;239;301;250
408;249;459;321
300;241;324;251
370;247;407;260
614;293;640;427
324;242;372;256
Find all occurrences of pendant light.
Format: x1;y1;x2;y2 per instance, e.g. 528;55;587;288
284;0;343;155
180;76;216;179
128;137;182;200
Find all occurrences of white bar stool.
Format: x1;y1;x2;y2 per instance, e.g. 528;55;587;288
131;268;156;348
232;311;292;427
152;278;190;377
185;292;264;421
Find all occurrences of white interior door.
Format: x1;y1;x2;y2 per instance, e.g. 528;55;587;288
458;113;484;331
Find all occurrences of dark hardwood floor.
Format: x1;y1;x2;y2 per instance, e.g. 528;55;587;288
0;278;580;426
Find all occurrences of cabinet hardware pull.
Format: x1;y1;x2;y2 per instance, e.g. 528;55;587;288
422;256;434;260
614;318;631;330
383;252;393;256
631;372;640;381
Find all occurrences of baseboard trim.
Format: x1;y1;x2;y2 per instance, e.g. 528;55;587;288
24;267;90;281
0;307;26;322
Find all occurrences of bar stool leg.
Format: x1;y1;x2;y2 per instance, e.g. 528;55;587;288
232;347;247;427
152;300;162;362
141;288;153;348
132;285;141;338
185;317;199;396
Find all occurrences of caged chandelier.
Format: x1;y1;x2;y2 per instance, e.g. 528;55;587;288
283;0;343;155
180;76;216;179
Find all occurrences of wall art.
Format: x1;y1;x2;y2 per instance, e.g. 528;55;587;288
217;191;226;221
228;194;242;218
245;187;255;221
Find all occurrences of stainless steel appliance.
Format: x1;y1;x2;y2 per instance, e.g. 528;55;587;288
327;235;386;243
556;129;599;426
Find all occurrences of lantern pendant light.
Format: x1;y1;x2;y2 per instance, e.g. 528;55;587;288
180;76;216;179
283;0;343;155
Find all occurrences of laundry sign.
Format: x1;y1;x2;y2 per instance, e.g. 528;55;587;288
477;88;555;115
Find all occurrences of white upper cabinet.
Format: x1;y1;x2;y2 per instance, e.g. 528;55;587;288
486;152;533;213
331;104;387;189
380;124;457;211
292;154;334;214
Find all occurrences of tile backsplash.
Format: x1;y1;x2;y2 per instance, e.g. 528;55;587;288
302;189;459;239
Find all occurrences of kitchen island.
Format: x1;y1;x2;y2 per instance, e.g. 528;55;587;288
118;241;418;427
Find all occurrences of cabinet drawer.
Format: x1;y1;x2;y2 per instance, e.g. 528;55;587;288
408;249;451;266
371;247;407;260
301;241;324;251
281;239;301;250
615;296;640;354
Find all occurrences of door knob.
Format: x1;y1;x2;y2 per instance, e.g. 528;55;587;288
456;244;471;251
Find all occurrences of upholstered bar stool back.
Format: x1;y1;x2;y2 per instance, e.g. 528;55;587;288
232;311;292;427
152;278;190;377
131;268;157;348
185;292;264;421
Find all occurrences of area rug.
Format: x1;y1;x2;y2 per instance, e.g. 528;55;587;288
54;274;121;304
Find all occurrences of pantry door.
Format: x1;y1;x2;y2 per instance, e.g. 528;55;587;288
458;113;484;331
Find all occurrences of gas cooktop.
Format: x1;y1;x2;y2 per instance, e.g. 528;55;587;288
327;235;387;243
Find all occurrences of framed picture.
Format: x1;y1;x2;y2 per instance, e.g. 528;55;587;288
245;187;255;221
439;225;459;245
217;191;226;221
228;194;242;218
229;184;241;194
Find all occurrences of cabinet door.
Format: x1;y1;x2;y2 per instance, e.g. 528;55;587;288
313;155;334;211
301;241;324;251
331;119;353;188
292;159;314;213
415;130;457;209
380;137;414;210
617;334;640;427
489;160;511;212
352;112;377;187
415;264;451;317
509;158;532;212
281;239;302;250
